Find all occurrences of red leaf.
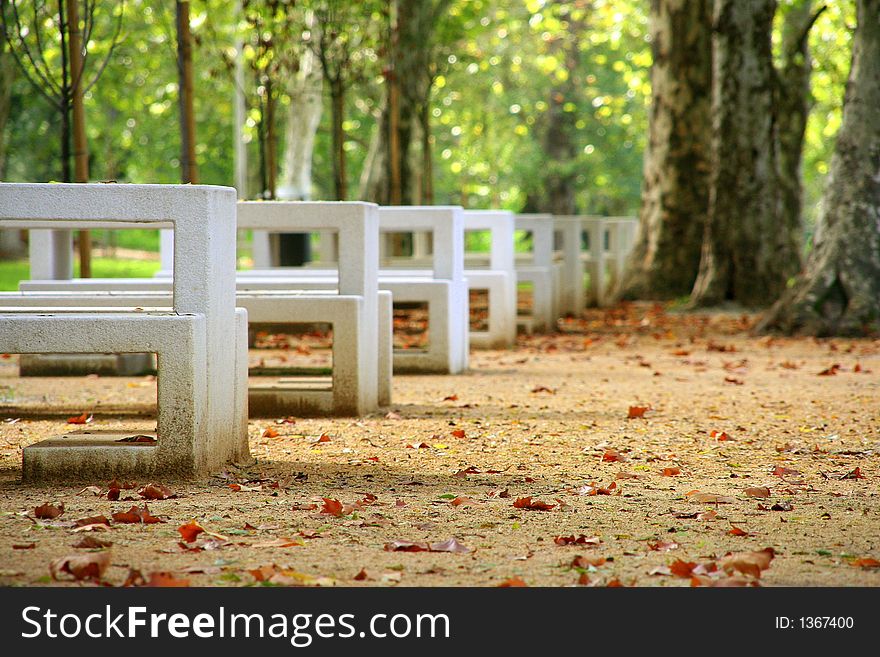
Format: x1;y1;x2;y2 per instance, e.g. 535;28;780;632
354;568;370;581
451;429;467;439
75;515;110;528
66;412;92;424
851;558;880;569
554;535;601;547
138;483;174;500
112;504;163;525
34;502;64;519
442;394;459;402
744;487;771;498
710;430;733;441
817;364;840;376
662;467;681;477
728;525;750;537
570;555;606;568
841;467;864;480
602;449;626;463
513;497;556;511
647;540;679;552
177;520;205;543
772;466;801;477
497;577;528;587
262;427;279;438
450;496;475;507
627;406;649;419
669;559;697;578
50;551;110;581
321;498;345;517
144;572;191;587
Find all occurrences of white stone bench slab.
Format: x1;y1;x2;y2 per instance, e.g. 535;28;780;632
0;182;246;481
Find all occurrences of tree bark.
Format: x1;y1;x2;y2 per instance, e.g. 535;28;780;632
758;0;880;336
614;0;712;301
0;38;16;180
690;0;802;307
265;77;277;199
67;0;91;277
329;79;348;200
176;0;198;185
279;41;322;201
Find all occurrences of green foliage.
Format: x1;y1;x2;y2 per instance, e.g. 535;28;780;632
0;257;160;291
0;0;852;223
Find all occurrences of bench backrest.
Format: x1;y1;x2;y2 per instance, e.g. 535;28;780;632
461;210;515;273
377;206;464;281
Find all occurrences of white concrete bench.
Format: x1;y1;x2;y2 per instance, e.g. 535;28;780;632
513;213;558;333
0;182;248;481
554;215;638;311
250;206;469;374
26;202;390;415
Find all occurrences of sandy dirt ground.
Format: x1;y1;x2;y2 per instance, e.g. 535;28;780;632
0;304;878;587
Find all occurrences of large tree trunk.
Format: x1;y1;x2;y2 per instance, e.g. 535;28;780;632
774;0;822;281
758;0;880;336
614;0;712;300
690;0;802;307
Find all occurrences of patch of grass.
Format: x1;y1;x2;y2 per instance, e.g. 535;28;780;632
0;258;161;291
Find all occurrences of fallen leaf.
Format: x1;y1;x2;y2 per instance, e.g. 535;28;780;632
728;525;750;537
66;412;92;425
138;483;174;500
253;537;305;548
442;394;459;402
627;406;650;419
73;536;113;549
177;520;205;543
531;385;555;394
451;429;467;439
744;487;771;498
771;501;793;511
497;577;528;587
669;559;698;578
602;449;627;463
850;558;880;569
143;572;191;587
112;504;163;524
13;542;36;550
686;491;735;504
719;548;775;578
353;568;370;581
841;467;864;480
817;364;840;376
570;555;606;568
50;551;110;581
321;498;345;517
262;427;279;438
662;467;681;477
772;466;801;477
450;496;475;507
35;502;64;519
647;539;679;552
513;497;556;511
710;430;733;441
554;535;601;547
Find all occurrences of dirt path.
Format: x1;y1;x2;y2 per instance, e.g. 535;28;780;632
1;306;878;587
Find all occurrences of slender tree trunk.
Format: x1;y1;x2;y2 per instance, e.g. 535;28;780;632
279;37;322;201
0;39;16;180
329;79;347;200
388;30;402;204
614;0;712;301
420;98;433;204
690;0;801;307
67;0;91;277
265;77;277;199
758;0;880;336
176;0;198;184
58;0;71;183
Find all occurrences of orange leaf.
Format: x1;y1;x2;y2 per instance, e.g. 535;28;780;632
729;525;749;537
669;559;697;578
497;577;528;587
50;551;111;581
602;449;626;462
451;429;467;439
321;498;344;517
744;487;771;498
34;502;64;519
138;483;174;500
719;548;775;578
66;412;92;424
262;427;279;438
177;520;205;543
627;406;649;419
662;467;681;477
513;497;556;511
145;572;191;587
851;558;880;569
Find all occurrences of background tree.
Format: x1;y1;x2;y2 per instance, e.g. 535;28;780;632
176;0;198;184
613;0;712;300
690;0;803;307
758;0;880;336
1;0;123;276
308;0;379;201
